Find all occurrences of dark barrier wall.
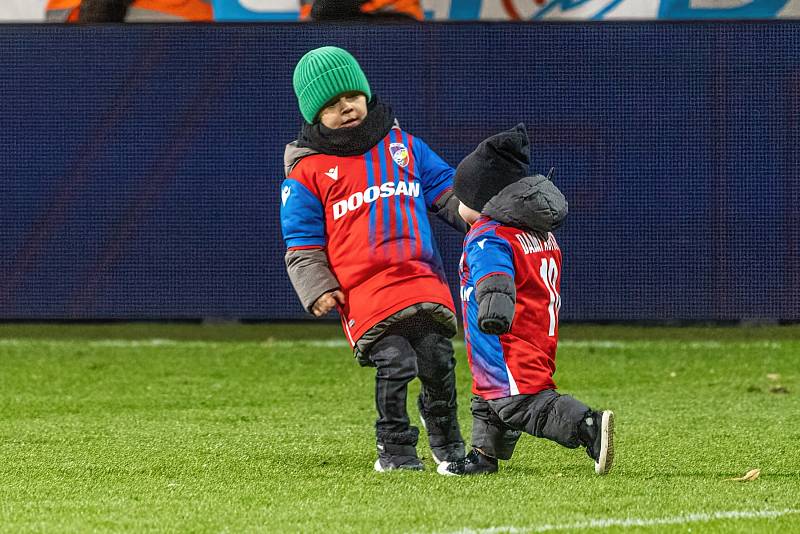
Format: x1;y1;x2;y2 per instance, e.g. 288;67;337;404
1;22;798;321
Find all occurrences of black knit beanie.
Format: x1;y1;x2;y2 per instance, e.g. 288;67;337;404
454;123;531;212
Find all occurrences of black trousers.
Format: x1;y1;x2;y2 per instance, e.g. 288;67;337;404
366;320;462;457
471;390;592;460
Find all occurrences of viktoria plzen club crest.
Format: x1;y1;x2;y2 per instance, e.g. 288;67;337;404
390;143;409;168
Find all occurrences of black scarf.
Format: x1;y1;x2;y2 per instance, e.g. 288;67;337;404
297;96;395;157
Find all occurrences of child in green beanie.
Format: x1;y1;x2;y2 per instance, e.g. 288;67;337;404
281;46;468;471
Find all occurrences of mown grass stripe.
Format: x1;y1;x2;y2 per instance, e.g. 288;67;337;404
438;508;800;534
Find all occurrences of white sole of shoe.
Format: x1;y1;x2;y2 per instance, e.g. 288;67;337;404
595;411;615;475
436;461;459;476
374;458;425;472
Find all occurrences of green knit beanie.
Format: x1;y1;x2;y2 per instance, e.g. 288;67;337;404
293;46;372;124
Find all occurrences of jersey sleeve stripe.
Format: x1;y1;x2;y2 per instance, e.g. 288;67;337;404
287;245;324;251
431;185;453;206
285;237;326;248
466;224;499;244
475;271;514;286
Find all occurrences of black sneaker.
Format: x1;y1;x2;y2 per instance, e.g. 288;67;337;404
374;456;424;472
584;410;615;475
436;449;498;476
429;441;466;465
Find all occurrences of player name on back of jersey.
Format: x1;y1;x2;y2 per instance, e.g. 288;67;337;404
514;231;559;255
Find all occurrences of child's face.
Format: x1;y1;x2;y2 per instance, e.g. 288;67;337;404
458;202;481;225
318;92;368;129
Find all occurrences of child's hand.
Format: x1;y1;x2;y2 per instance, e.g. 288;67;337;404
311;290;345;317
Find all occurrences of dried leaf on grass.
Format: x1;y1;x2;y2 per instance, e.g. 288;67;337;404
728;468;761;482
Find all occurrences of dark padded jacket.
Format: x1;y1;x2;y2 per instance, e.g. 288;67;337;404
475;174;568;334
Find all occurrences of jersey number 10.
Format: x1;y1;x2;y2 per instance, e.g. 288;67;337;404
539;258;561;336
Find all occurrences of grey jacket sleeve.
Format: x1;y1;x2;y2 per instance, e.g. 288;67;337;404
285;248;341;314
476;273;517;335
430;189;470;234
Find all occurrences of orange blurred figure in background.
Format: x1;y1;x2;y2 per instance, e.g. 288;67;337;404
299;0;422;21
46;0;212;22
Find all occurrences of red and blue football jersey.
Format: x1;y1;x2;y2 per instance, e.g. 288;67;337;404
460;216;562;400
281;127;456;345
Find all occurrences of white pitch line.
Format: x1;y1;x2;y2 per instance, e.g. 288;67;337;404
0;338;787;350
438;509;800;534
0;338;223;349
0;338;354;349
556;340;786;350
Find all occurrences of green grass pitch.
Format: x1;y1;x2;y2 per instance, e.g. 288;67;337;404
1;323;799;533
